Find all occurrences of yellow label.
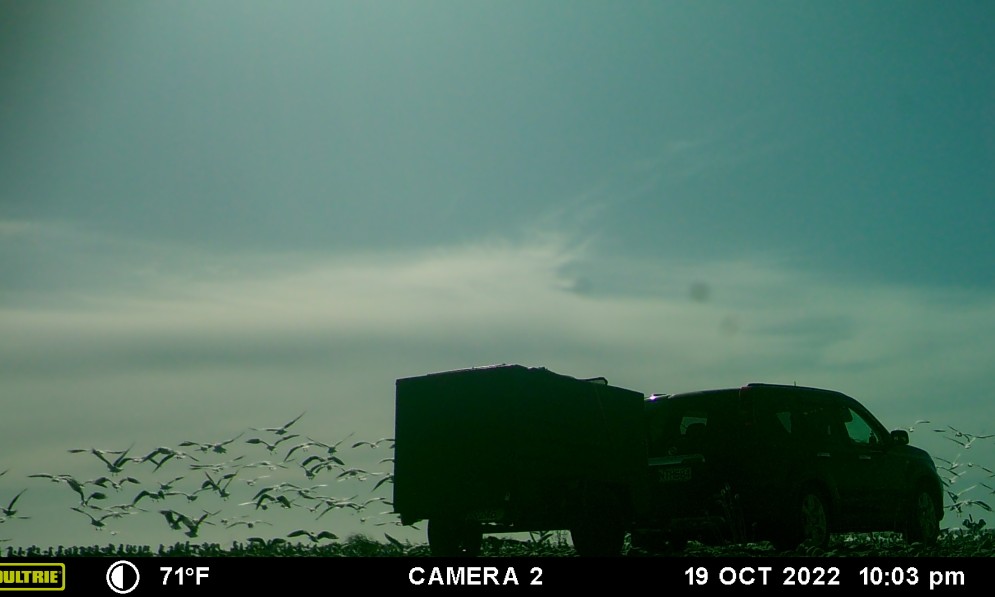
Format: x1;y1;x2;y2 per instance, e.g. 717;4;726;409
0;565;65;591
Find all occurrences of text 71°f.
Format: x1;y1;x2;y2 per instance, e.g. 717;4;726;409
161;567;210;586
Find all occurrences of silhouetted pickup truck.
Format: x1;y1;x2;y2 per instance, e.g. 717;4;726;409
393;364;943;556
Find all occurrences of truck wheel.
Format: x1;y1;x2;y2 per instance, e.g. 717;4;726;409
428;519;483;556
771;488;830;551
571;516;625;556
902;488;939;546
462;522;483;556
799;490;830;548
570;487;625;556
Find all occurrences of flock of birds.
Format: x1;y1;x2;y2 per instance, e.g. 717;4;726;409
0;412;398;544
905;421;995;516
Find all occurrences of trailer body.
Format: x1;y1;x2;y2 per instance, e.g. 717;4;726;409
393;364;644;536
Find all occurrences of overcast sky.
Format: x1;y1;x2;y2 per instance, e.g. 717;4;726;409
2;1;993;550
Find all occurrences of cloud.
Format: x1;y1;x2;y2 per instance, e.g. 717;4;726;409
4;224;993;411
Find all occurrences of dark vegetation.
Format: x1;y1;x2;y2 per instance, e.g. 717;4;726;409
3;529;994;557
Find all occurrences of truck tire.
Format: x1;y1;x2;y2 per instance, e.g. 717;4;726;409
570;485;625;556
428;518;483;556
771;487;830;551
902;487;939;546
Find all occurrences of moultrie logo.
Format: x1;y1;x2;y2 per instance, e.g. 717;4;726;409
0;564;65;591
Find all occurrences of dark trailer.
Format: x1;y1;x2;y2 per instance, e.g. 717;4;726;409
393;364;645;555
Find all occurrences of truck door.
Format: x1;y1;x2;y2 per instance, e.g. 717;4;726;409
833;404;906;530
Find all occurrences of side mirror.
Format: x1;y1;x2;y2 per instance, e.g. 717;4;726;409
890;429;909;445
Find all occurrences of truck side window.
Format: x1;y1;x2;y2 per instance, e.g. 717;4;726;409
680;415;708;435
843;407;882;446
679;414;708;453
751;404;792;449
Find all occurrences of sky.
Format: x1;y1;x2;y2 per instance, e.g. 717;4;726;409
2;1;994;550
